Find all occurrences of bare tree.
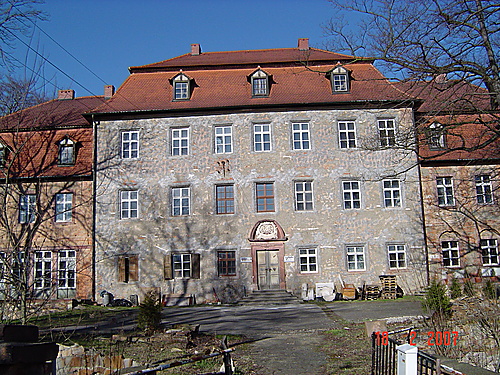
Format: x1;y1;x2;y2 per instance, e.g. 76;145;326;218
0;75;50;115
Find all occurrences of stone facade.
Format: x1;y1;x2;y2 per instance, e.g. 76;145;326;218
94;108;427;303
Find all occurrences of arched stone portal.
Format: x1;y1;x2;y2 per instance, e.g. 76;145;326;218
248;220;288;290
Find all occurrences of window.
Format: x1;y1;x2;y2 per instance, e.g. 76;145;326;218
441;241;460;267
164;253;200;279
481;239;499;266
34;251;52;291
429;123;446;150
475;175;493;204
329;65;349;92
254;124;271;152
347;246;365;271
58;250;76;298
58;137;75;165
256;183;275;212
118;255;139;283
295;181;313;211
172;187;190;216
19;194;36;223
216;185;234;214
172;73;191;100
292;122;311;150
215;125;233;154
120;190;138;219
388;244;406;269
299;248;317;273
171;128;189;156
0;142;7;166
343;181;361;209
250;69;270;97
121;130;139;159
378;119;396;147
338;121;356;149
437;177;454;206
55;193;73;222
383;179;401;208
217;251;236;276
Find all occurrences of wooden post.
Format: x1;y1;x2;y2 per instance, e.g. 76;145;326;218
221;336;233;375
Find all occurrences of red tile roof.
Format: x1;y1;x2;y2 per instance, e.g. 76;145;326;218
92;63;412;115
129;48;360;72
0;96;105;131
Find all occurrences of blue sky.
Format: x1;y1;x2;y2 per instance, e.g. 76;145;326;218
11;0;335;98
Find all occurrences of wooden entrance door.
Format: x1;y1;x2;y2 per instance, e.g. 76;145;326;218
257;250;280;290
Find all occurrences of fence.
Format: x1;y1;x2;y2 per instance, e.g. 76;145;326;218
371;330;450;375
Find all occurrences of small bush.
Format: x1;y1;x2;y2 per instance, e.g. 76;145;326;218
449;278;462;299
137;291;163;334
422;279;452;317
482;279;496;299
463;278;475;297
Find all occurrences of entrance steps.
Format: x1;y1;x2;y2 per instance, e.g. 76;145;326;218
238;290;301;306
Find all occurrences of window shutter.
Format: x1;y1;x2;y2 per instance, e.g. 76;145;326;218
129;255;139;281
192;253;200;279
117;257;125;282
164;255;173;280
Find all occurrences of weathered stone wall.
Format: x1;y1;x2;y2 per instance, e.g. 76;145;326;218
95;108;426;303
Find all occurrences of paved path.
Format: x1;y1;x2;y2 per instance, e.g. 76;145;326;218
325;300;424;323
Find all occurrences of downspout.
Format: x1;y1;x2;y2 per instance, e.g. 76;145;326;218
91;114;97;301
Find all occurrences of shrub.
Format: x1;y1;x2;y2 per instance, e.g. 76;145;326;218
463;278;475;297
449;277;462;299
422;279;452;317
137;291;163;334
482;279;496;299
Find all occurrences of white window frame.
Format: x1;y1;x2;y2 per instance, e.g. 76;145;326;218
347;245;365;271
58;250;76;290
173;253;192;278
292;122;311;150
342;181;361;209
251;69;269;97
215;125;233;154
171;127;190;156
481;239;499;266
0;142;7;166
378;119;396;147
437;177;455;206
120;190;138;219
121;130;139;159
338;121;356;149
383;179;401;208
254;124;271;152
55;192;73;222
34;250;52;290
388;244;407;269
19;194;36;223
475;175;493;204
329;65;349;92
295;181;313;211
299;248;318;273
429;122;446;150
172;187;190;216
58;137;75;165
441;241;460;268
173;73;191;100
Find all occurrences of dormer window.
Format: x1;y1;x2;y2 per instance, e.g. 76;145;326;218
58;137;75;166
328;65;350;93
428;122;446;150
0;142;8;167
172;73;191;100
250;69;270;97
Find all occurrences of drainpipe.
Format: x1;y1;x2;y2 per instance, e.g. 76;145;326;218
91;114;97;301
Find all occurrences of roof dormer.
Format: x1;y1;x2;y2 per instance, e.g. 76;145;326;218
171;72;192;100
249;68;271;97
327;65;350;93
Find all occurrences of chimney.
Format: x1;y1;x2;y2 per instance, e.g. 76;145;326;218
104;85;115;99
298;38;309;51
191;43;201;56
58;89;75;100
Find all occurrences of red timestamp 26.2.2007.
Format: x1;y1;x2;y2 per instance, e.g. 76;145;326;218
375;331;459;346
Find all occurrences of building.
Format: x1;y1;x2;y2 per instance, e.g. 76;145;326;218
404;79;500;284
89;39;427;304
0;89;107;313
